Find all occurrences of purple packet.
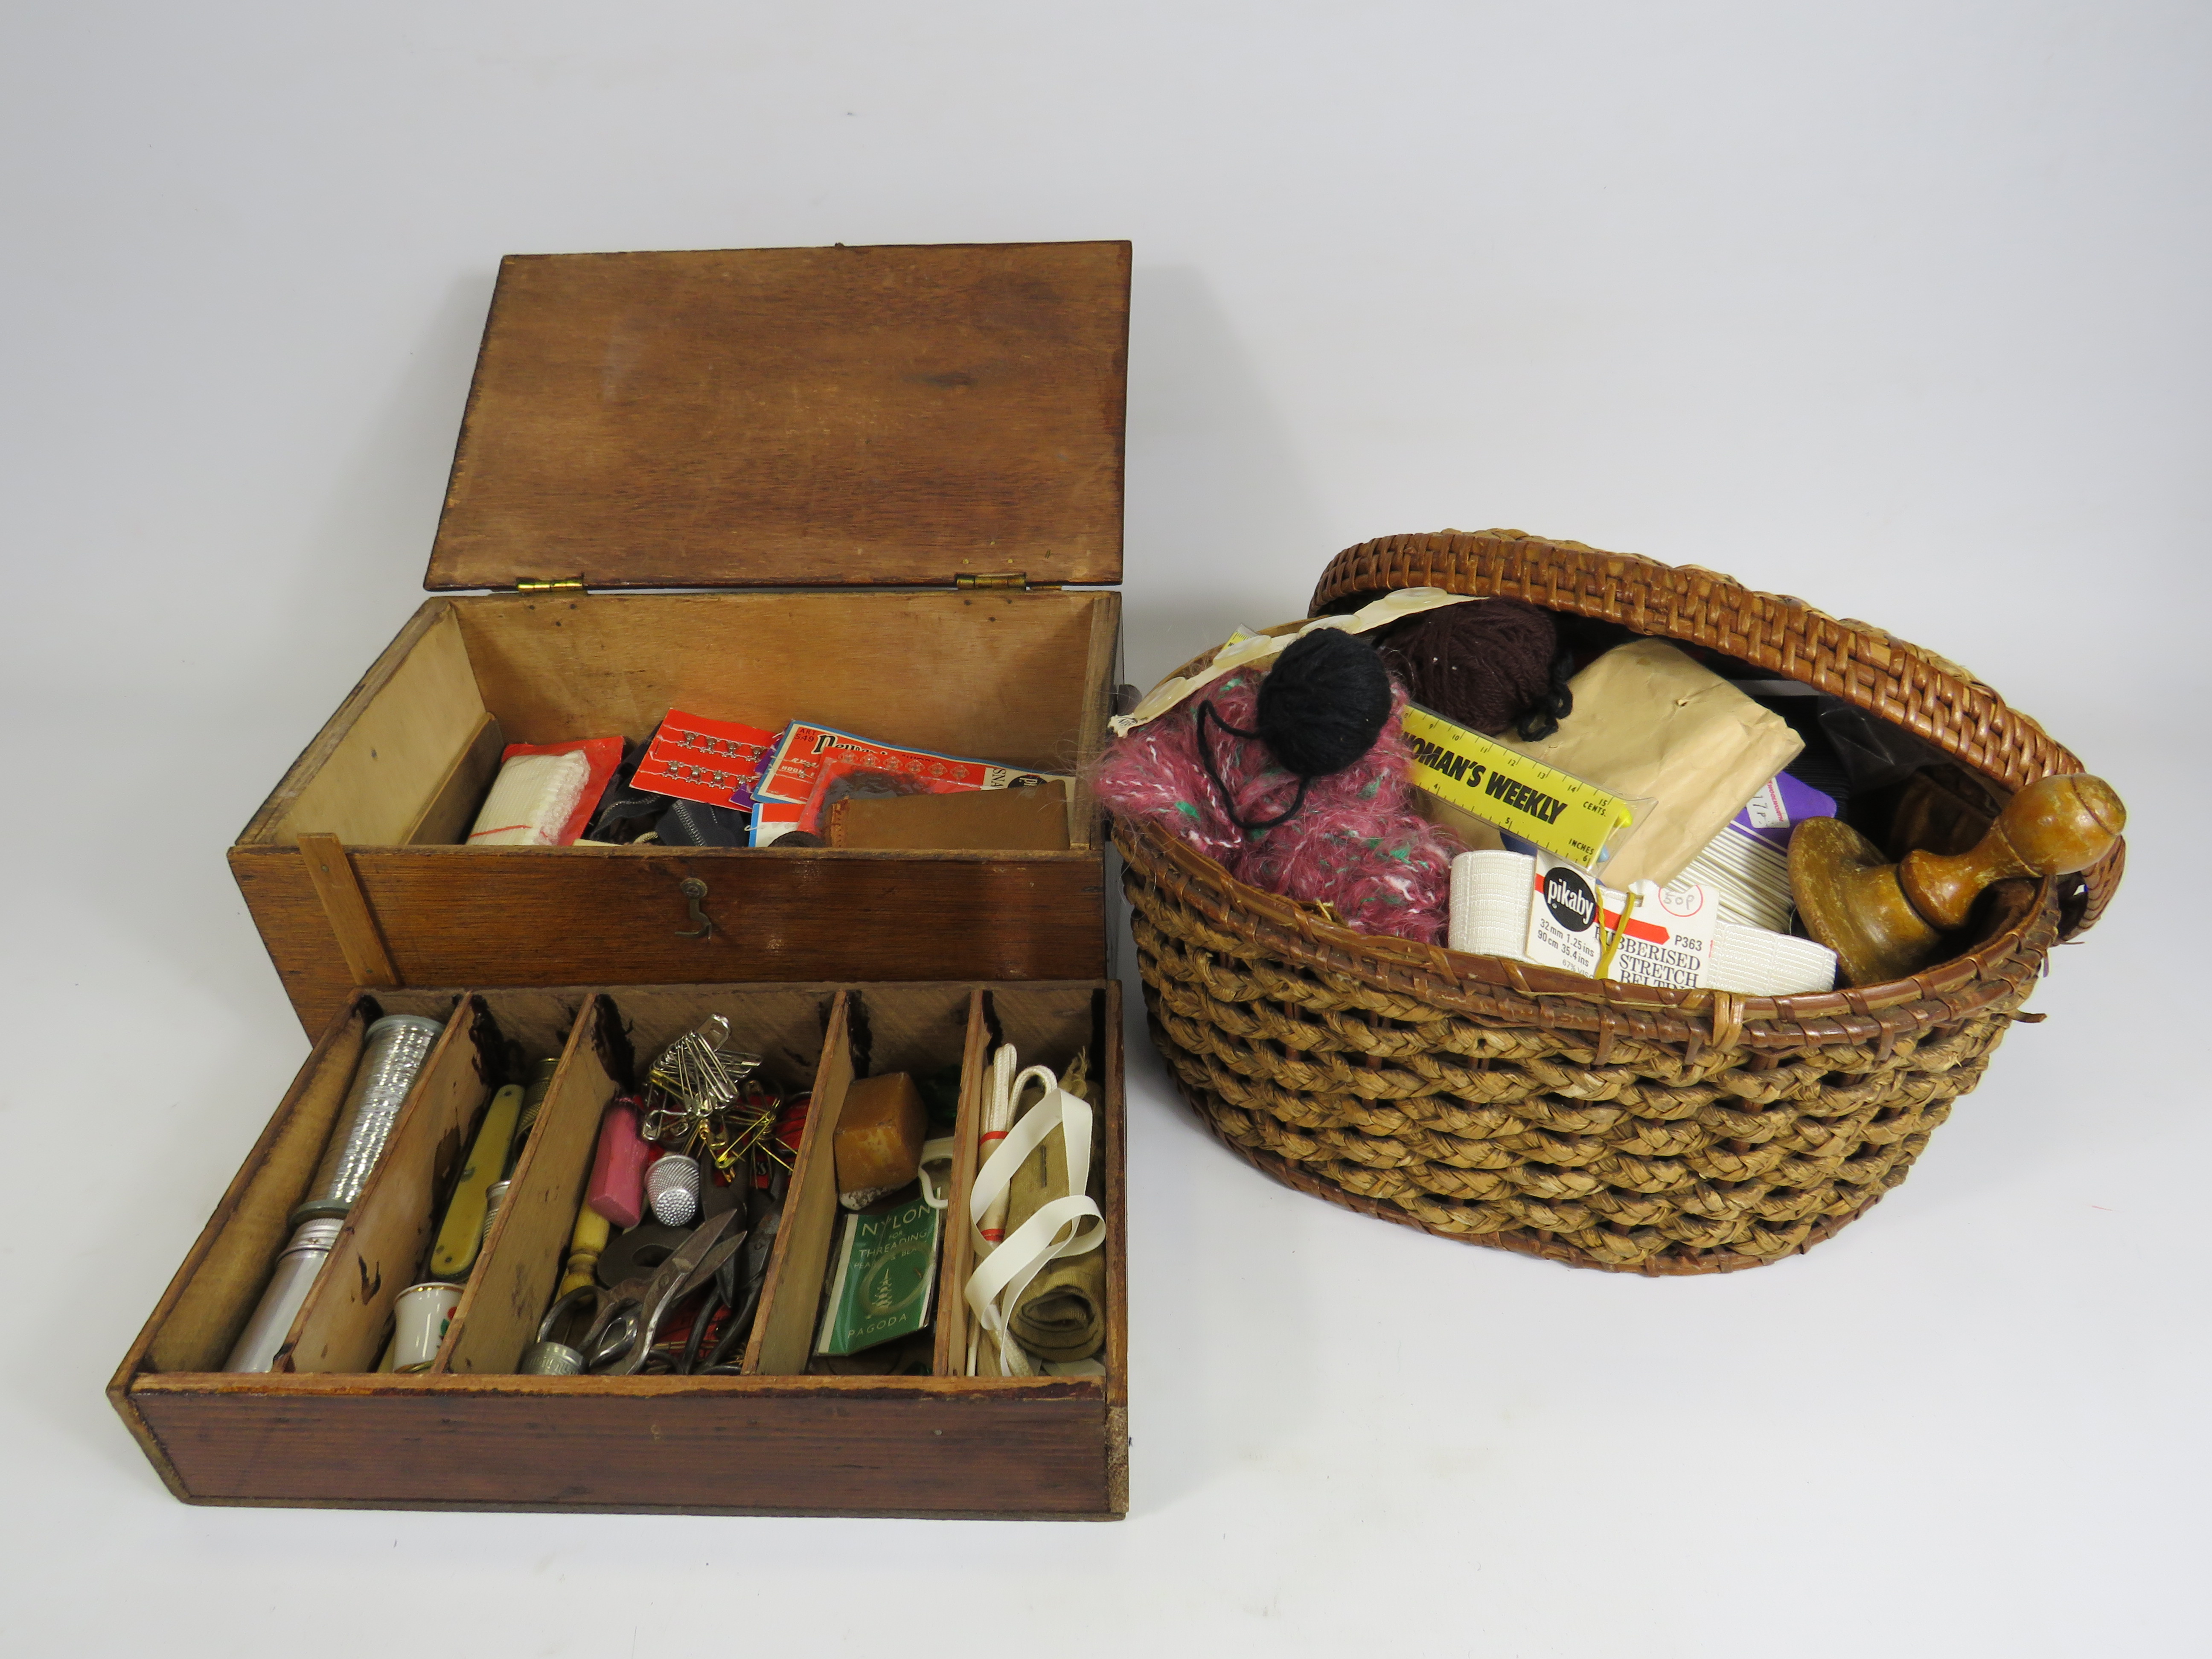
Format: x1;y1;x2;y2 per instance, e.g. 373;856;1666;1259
1730;772;1836;851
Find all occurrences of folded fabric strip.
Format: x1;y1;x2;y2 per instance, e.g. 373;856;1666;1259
963;1048;1104;1377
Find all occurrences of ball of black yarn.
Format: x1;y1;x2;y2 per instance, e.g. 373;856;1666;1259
1254;627;1394;777
1377;598;1574;740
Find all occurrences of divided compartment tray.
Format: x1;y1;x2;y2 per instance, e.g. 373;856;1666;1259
111;981;1127;1518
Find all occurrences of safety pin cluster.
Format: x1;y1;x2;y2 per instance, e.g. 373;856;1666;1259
639;1016;788;1174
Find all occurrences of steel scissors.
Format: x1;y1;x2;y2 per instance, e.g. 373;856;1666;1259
541;1210;746;1375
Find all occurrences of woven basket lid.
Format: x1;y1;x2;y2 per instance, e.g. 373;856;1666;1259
1308;528;2122;938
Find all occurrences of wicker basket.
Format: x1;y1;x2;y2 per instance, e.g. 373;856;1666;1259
1115;530;2124;1274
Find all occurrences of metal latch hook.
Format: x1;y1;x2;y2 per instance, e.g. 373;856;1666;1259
676;877;713;940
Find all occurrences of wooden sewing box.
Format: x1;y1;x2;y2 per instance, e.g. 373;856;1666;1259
108;241;1133;1519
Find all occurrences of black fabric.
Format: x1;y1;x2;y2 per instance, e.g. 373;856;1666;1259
657;797;751;847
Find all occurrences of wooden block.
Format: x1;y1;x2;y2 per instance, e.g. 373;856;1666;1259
832;1073;928;1200
830;784;1071;852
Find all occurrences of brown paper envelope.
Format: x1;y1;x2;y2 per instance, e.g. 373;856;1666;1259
1499;639;1802;888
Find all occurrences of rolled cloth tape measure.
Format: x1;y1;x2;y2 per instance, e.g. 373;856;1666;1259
1402;704;1637;868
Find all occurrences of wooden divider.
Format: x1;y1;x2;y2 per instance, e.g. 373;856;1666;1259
934;992;991;1376
402;711;504;845
437;997;613;1373
143;1002;373;1374
282;1002;493;1372
745;995;856;1375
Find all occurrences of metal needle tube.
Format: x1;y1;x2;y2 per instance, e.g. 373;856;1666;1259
224;1015;445;1373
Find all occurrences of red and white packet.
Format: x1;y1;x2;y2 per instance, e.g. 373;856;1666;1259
469;737;623;847
1523;851;1721;990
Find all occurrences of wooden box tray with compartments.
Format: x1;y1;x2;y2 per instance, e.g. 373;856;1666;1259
115;238;1136;1518
110;980;1128;1518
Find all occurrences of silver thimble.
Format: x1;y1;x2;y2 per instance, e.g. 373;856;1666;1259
645;1154;701;1227
519;1340;585;1376
481;1179;512;1244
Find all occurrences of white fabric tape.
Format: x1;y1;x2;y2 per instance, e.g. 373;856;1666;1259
962;1061;1104;1376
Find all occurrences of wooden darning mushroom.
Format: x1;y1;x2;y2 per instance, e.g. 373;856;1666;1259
1788;773;2125;987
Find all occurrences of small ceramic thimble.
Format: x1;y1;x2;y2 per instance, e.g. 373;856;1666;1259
392;1281;463;1373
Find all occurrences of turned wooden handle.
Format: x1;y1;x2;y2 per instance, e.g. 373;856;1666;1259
557;1203;613;1298
1899;774;2126;932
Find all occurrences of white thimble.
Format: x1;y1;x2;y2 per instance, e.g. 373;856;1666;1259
646;1154;701;1227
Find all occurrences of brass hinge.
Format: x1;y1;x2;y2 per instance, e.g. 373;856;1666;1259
513;578;587;594
955;571;1062;591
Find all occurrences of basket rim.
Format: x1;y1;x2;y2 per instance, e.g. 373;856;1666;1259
1115;814;2055;1056
1116;530;2090;1045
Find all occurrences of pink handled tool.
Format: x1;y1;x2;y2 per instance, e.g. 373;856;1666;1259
585;1098;652;1228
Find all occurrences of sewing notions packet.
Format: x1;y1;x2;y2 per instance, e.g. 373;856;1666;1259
757;720;1069;806
1524;852;1720;988
634;709;779;809
1402;704;1640;869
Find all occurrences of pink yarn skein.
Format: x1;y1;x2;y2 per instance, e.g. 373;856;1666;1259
1094;666;1461;943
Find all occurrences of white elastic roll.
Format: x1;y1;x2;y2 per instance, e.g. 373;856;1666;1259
963;1077;1103;1377
1453;847;1834;994
1709;923;1837;995
468;751;590;845
1679;821;1796;934
1448;850;1536;957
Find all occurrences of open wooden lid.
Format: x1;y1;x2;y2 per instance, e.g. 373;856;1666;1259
426;241;1130;591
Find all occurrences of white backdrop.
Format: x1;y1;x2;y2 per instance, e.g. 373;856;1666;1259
3;4;2206;1654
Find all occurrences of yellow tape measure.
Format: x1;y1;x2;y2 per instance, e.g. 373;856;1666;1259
1402;705;1636;868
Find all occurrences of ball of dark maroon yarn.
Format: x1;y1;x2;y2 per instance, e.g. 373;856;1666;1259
1255;627;1394;777
1377;598;1560;735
